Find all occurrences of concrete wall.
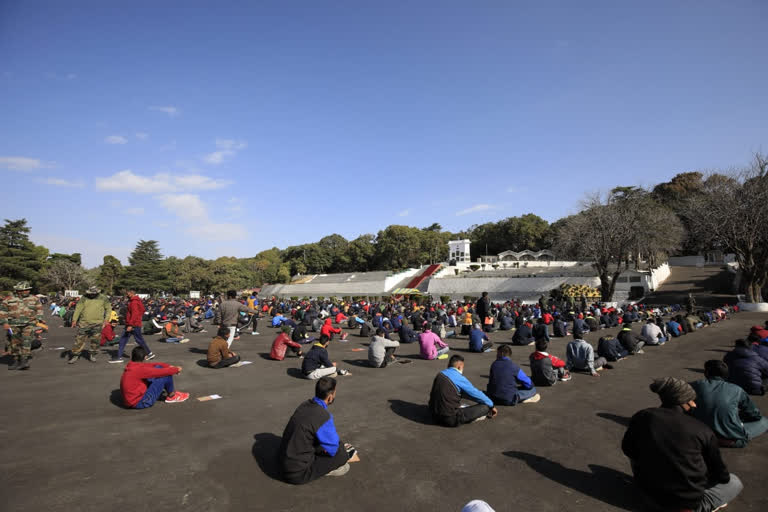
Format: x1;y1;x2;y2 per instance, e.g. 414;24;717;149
383;267;421;291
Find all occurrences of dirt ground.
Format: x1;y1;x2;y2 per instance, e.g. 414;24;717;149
1;311;766;512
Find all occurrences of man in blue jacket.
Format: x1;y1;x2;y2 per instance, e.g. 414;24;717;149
487;345;540;405
279;377;360;484
469;323;493;352
428;355;498;427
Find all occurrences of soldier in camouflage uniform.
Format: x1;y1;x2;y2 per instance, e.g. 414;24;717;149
0;282;43;370
69;286;112;363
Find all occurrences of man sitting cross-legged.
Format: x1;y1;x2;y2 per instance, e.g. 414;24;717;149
302;335;350;379
271;325;303;361
120;346;189;408
487;345;540;405
279;376;361;484
367;328;400;368
207;326;241;369
429;354;498;427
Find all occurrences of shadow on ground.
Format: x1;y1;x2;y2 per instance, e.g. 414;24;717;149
596;412;631;427
389;399;433;425
109;389;129;409
503;450;639;510
251;433;283;481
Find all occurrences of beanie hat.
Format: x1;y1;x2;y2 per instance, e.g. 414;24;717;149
650;377;696;406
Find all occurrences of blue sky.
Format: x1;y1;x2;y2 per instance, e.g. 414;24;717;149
1;1;766;268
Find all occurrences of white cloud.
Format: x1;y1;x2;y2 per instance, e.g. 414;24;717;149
203;138;247;165
124;207;144;216
105;135;128;145
398;209;410;217
37;177;84;188
32;233;131;268
135;132;149;140
456;204;492;216
0;156;50;171
149;105;180;117
157;193;246;241
95;170;230;193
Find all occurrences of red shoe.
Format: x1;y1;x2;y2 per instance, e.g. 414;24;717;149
165;391;190;403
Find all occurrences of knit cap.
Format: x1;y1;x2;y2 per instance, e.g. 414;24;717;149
650;377;696;406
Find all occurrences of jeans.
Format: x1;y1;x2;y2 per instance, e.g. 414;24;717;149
491;387;538;406
634;341;646;353
744;416;768;441
694;473;743;512
117;327;152;359
436;346;450;357
379;347;397;368
135;374;174;409
165;337;183;343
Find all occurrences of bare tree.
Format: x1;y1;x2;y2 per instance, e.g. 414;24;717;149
687;154;768;302
41;259;92;292
555;190;683;301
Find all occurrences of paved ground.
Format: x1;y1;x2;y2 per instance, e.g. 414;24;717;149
642;265;738;308
1;312;766;512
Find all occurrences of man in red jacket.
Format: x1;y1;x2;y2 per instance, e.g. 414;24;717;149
270;326;303;360
120;346;189;408
111;290;154;363
320;318;347;341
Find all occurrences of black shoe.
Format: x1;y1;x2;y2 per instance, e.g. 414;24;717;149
18;357;30;370
603;363;614;370
8;357;20;370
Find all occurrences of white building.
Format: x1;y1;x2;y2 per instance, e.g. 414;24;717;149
448;239;471;263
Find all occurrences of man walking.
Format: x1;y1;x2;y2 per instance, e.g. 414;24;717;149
111;290;154;363
69;286;111;363
220;290;259;347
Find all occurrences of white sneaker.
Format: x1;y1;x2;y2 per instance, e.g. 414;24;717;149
251;331;259;335
472;415;487;423
108;358;124;364
180;338;190;343
521;393;541;404
325;463;350;477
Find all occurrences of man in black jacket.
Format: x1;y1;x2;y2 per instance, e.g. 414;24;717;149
279;377;360;484
622;377;743;511
617;322;645;355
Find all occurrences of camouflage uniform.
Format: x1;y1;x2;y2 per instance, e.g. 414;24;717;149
70;289;111;362
0;284;43;369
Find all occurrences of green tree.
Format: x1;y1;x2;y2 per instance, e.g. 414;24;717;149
318;234;350;273
97;255;123;295
120;240;169;294
374;225;421;269
40;259;91;292
346;234;376;271
0;219;48;291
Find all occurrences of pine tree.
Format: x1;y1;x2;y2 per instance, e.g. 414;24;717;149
0;219;48;291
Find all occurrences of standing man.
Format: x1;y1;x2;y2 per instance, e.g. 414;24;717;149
279;376;361;484
246;291;260;335
1;282;43;370
622;377;743;511
476;291;491;329
220;290;259;347
111;290;154;363
69;286;111;364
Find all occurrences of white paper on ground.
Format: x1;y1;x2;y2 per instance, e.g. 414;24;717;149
197;394;223;401
232;361;252;367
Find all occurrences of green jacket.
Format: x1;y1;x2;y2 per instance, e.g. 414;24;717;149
72;295;112;326
691;376;763;447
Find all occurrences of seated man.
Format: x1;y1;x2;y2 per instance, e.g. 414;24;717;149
161;317;189;343
723;338;768;395
302;336;350;379
566;331;606;377
279;376;360;484
272;313;287;327
359;317;375;338
119;346;189;408
511;320;534;346
100;318;119;346
271;325;303;361
468;323;493;353
320;318;348;341
667;317;683;337
291;323;315;344
207;326;241;368
552;316;567;337
143;315;163;335
640;317;666;345
367;328;400;368
692;360;768;448
428;354;497;427
532;318;550;342
398;318;419;343
418;324;449;360
487;345;539;405
597;335;629;362
617;322;645;355
187;313;206;333
529;339;571;386
622;377;743;512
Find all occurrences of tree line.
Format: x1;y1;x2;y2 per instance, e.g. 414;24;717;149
1;154;765;302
